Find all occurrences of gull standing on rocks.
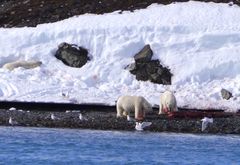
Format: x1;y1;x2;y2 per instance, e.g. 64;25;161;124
51;113;60;120
201;117;213;131
9;117;18;126
79;113;88;121
9;107;16;111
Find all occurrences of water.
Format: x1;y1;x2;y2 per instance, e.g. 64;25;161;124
0;127;239;165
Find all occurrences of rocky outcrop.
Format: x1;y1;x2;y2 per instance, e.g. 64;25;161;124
134;45;153;63
55;42;90;68
126;44;172;85
221;88;233;100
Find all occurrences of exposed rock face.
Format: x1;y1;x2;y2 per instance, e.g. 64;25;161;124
221;88;232;100
134;45;153;63
55;42;90;68
1;0;240;28
126;44;172;85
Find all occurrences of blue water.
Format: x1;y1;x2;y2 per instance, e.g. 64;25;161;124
0;127;239;165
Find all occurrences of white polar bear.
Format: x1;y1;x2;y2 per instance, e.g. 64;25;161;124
2;60;42;71
159;91;178;114
116;95;152;121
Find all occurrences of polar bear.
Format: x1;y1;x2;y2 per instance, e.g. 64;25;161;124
116;95;152;121
3;60;42;71
159;91;178;114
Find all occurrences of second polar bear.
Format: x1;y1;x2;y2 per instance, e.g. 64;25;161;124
159;91;178;114
116;95;152;121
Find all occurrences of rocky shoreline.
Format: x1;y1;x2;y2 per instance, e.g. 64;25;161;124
1;108;240;134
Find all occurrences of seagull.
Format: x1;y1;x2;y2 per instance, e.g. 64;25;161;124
9;117;18;126
9;107;16;111
135;122;152;131
79;113;83;120
51;113;60;120
79;113;88;121
201;117;213;131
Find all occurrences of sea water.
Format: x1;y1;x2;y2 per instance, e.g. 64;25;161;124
0;126;239;165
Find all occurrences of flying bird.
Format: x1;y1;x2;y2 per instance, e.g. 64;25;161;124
201;117;213;131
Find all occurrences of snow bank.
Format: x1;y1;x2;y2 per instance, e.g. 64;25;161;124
1;1;240;111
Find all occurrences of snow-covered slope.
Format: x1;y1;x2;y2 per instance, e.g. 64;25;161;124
1;1;240;111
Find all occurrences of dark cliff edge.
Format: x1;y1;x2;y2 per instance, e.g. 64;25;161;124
0;0;239;28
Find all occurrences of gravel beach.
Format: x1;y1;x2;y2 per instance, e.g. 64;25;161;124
1;107;240;134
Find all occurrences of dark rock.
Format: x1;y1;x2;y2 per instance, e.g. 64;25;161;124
135;67;149;81
55;42;90;68
160;69;172;84
127;45;172;85
145;60;159;74
221;88;232;100
134;44;153;63
150;73;163;83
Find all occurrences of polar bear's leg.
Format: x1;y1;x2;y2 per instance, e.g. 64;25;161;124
168;98;177;112
159;103;163;114
169;105;174;112
159;94;164;114
135;107;139;120
116;104;124;118
135;104;144;121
